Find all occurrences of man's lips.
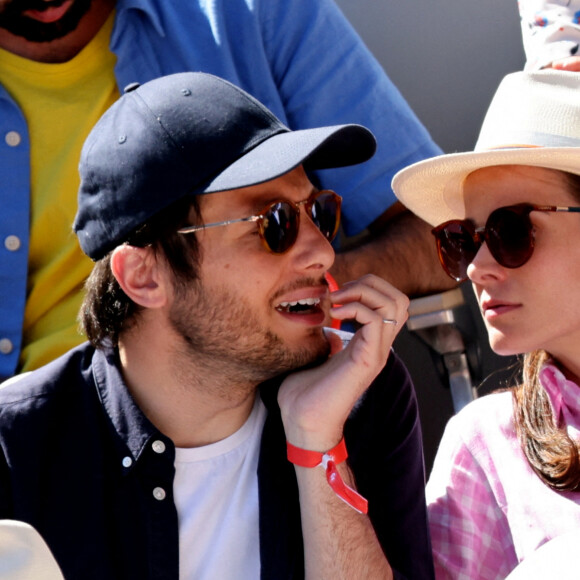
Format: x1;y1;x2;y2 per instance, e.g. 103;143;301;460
276;296;321;311
274;285;329;321
24;0;73;23
274;285;328;305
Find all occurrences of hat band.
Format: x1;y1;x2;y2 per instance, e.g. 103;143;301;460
477;130;580;151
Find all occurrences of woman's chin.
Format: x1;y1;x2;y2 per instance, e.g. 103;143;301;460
487;332;524;358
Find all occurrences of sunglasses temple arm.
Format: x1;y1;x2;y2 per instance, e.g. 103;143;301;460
536;206;580;213
178;215;260;234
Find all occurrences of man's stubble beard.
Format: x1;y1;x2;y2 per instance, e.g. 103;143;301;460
168;280;331;395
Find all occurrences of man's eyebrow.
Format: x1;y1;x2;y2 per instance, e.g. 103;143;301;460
254;186;319;208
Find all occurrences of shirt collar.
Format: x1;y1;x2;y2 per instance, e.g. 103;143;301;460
114;0;165;39
540;362;580;437
91;346;285;462
92;346;162;462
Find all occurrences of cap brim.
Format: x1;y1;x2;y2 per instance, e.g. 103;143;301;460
196;124;376;194
392;147;580;226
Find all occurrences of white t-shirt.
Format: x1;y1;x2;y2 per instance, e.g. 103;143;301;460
173;396;267;580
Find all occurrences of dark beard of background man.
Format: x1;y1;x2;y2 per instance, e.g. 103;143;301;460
0;0;93;42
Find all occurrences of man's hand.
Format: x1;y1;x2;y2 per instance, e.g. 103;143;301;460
277;274;408;451
277;275;404;580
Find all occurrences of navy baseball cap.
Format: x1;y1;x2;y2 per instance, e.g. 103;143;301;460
74;72;376;260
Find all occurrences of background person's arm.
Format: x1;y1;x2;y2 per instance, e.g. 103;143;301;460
332;203;457;296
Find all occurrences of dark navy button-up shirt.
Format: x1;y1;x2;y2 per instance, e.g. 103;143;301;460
0;343;434;579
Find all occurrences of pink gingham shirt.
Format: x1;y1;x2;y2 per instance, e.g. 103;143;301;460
426;363;580;580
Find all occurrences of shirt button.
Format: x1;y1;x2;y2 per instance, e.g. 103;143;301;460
153;487;166;501
0;339;13;355
5;131;21;147
152;440;166;454
122;456;133;468
4;235;21;251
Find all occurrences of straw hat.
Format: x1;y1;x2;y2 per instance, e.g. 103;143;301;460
392;70;580;226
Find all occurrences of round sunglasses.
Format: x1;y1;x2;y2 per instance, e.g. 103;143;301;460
432;203;580;282
178;190;342;254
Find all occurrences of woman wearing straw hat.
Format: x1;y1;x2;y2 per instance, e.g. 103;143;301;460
392;70;580;579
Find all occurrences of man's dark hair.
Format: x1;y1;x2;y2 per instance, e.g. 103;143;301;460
79;196;202;347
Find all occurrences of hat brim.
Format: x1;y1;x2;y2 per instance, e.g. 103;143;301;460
196;124;376;194
392;147;580;226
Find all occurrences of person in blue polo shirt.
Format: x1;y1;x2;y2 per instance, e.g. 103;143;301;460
0;0;448;381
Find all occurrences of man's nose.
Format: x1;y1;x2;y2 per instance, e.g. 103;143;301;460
289;211;336;272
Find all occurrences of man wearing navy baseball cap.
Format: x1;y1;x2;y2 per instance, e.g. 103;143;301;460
0;72;433;580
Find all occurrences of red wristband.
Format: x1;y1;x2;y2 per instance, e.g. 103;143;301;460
287;437;368;514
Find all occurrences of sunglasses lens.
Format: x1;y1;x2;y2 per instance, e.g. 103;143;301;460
259;192;340;254
487;207;534;269
434;222;479;281
309;192;341;242
261;202;299;253
433;206;536;281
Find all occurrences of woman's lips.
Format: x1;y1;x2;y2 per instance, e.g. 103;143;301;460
481;300;521;320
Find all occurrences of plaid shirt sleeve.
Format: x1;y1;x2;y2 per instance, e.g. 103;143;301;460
426;414;519;580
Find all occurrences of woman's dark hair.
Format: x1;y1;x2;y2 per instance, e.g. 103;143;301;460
79;196;202;347
513;171;580;490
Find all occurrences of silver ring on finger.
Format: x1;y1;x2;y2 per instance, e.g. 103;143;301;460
382;318;398;326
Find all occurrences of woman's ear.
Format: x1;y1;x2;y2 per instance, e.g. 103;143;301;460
110;245;168;309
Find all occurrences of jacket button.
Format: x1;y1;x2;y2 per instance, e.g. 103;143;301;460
0;339;13;355
5;131;21;147
5;235;21;251
152;440;166;454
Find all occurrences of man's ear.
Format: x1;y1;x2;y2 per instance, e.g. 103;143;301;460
110;245;168;309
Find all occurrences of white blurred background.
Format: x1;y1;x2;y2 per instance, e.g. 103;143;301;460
336;0;526;152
